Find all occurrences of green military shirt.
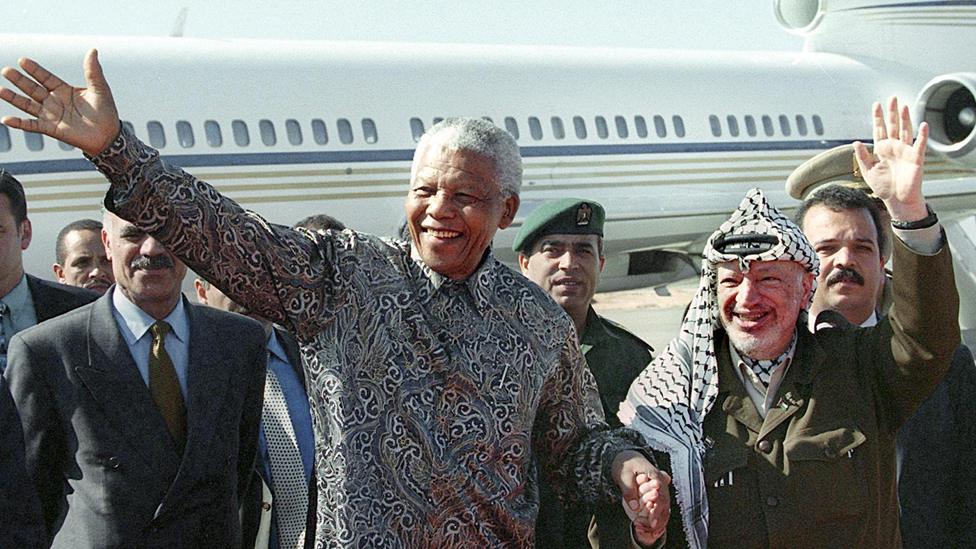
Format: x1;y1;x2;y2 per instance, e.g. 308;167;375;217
537;307;653;549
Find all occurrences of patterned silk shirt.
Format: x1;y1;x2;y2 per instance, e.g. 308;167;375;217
90;127;644;548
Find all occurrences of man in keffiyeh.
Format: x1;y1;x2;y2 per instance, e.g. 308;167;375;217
620;98;961;549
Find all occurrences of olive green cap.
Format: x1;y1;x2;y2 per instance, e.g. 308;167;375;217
786;143;875;200
512;198;605;252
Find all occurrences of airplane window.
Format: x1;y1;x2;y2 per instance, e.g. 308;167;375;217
528;117;543;140
761;115;775;137
259;120;277;146
232;120;250;146
504;117;520;139
25;132;44;151
550;117;565;140
312;119;329;144
671;116;684;137
176;120;195;148
813;115;824;135
795;115;808;136
147;121;166;148
727;115;740;137
655;115;667;138
0;126;10;152
744;115;757;137
708;115;722;137
205;120;223;147
595;116;609;139
778;115;792;136
362;119;378;144
122;120;135;137
337;118;353;144
634;116;648;138
432;117;444;125
573;116;587;139
615;116;629;138
482;116;494;123
286;119;303;145
409;118;425;142
58;140;74;151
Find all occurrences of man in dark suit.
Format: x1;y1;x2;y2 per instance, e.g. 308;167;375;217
195;277;316;549
4;211;266;548
0;171;96;372
0;374;44;547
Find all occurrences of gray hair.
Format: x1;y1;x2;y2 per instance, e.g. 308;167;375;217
413;117;523;197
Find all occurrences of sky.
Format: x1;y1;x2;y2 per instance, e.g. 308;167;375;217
4;1;804;51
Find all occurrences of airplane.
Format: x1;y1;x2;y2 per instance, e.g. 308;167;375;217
1;0;975;341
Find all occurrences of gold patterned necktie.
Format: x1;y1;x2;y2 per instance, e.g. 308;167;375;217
149;321;186;454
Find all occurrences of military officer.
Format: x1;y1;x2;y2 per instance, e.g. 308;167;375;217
515;198;655;549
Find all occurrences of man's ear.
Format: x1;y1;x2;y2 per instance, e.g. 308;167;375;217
802;271;816;303
193;279;208;304
19;218;31;251
517;253;530;275
498;195;520;230
52;263;65;282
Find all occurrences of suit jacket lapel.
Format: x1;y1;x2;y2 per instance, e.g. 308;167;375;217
758;328;823;441
74;294;181;474
158;302;236;516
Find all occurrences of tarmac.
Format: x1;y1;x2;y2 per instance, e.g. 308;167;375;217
591;276;699;352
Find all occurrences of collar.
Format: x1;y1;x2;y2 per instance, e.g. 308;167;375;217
0;273;30;312
860;311;879;327
580;306;613;351
111;285;189;346
266;329;288;363
413;247;499;314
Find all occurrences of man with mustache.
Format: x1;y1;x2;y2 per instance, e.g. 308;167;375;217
0;171;97;373
52;218;114;294
3;210;267;548
791;148;976;548
514;198;655;549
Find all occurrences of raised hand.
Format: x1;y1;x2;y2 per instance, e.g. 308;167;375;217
853;97;930;222
0;49;121;157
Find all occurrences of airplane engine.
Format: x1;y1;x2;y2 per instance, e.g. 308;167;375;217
917;73;976;168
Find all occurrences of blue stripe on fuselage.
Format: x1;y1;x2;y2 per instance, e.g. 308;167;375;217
1;139;863;176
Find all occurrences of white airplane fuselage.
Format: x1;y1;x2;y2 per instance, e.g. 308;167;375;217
1;0;975;297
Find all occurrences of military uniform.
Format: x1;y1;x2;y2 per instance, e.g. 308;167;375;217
514;199;655;549
660;236;958;548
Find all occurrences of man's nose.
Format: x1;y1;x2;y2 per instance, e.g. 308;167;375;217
141;236;168;256
427;191;456;218
736;278;762;306
558;251;580;271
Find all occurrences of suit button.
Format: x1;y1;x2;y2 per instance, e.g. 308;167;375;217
766;496;779;507
107;456;121;469
757;440;772;453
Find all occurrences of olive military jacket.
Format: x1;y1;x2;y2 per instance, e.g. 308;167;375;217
696;236;959;548
536;308;653;549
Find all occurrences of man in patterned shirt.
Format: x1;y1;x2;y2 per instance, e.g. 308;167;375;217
0;51;670;548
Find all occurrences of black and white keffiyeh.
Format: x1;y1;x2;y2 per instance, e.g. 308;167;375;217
618;188;818;548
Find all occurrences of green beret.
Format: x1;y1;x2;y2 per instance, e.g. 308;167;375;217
786;143;875;200
512;198;605;252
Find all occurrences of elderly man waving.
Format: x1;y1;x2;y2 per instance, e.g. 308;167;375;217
620;99;959;549
0;51;669;548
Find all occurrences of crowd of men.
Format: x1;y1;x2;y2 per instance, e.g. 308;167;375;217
0;49;971;549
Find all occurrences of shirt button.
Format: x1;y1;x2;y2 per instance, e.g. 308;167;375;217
262;502;272;511
766;496;779;507
757;440;772;453
107;456;121;469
